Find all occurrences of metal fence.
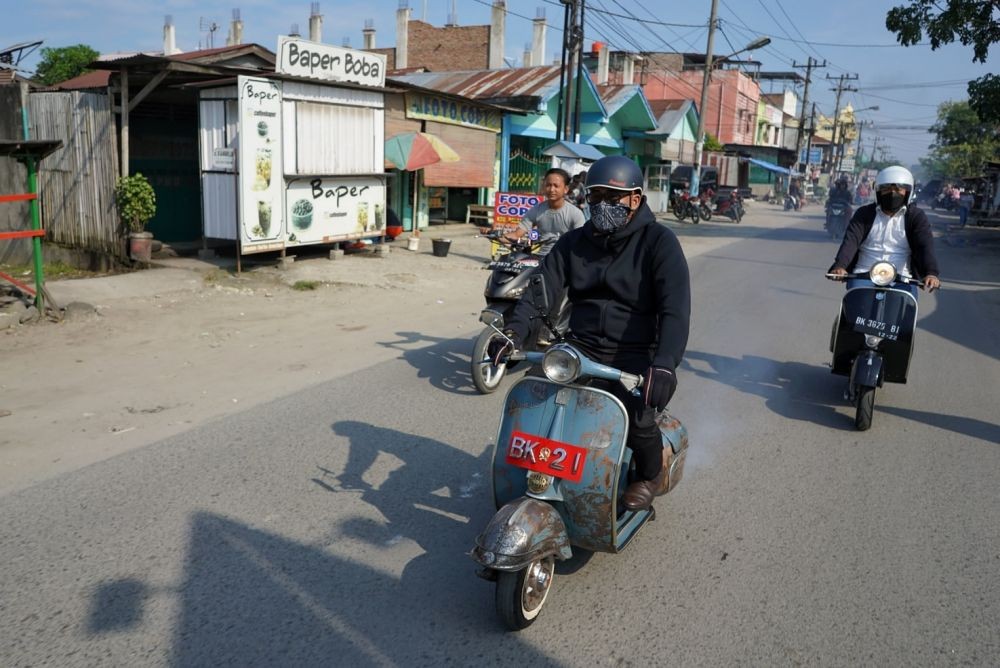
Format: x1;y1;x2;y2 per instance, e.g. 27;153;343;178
28;91;122;260
507;149;546;193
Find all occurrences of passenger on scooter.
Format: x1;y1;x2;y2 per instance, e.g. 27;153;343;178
827;165;941;292
490;155;691;511
485;168;585;255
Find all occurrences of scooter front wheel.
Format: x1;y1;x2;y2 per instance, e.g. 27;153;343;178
855;385;875;431
471;327;508;394
495;556;555;631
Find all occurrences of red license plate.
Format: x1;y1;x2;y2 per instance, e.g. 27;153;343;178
505;431;587;483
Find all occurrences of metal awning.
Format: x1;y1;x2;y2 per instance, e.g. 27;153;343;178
541;140;605;161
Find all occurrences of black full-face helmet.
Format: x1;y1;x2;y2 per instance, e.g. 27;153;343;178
586;156;643;193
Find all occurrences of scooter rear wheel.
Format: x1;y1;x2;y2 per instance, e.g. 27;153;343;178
495;556;555;631
855;386;875;431
689;203;701;224
472;327;508;394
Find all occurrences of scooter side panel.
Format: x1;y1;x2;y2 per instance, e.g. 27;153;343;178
492;377;628;553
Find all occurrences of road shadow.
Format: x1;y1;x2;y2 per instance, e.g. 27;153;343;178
84;423;559;663
681;349;852;430
378;330;484;395
879;406;1000;445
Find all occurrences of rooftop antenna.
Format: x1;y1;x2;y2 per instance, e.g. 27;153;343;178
199;17;220;49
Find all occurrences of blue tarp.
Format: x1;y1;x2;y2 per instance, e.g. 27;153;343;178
748;157;792;175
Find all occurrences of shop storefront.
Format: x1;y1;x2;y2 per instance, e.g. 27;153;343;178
382;87;502;230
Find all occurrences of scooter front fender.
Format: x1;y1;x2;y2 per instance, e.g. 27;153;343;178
471;497;572;572
852;350;883;388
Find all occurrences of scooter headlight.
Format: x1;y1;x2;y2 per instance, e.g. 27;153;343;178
869;261;896;286
541;344;581;384
865;335;883;349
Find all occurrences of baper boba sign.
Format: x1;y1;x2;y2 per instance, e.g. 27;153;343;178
493;192;543;230
277;36;386;88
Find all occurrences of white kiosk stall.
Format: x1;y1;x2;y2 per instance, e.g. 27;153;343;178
198;37;387;258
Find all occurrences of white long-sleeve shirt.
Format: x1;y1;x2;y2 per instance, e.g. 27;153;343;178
854;206;912;278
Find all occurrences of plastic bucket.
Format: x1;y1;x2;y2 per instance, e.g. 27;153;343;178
432;238;452;257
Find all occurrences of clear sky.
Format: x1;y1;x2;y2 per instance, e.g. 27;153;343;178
2;0;993;167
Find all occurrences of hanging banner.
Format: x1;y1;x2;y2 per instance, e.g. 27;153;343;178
285;176;387;245
276;36;386;88
237;76;284;252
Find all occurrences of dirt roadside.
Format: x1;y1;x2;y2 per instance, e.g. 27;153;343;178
0;209;802;496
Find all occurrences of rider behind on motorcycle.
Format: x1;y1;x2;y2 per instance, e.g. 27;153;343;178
485;168;585;255
827;165;941;292
489;155;692;511
827;177;852;209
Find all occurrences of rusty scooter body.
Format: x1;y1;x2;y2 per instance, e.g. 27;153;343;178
469;288;689;630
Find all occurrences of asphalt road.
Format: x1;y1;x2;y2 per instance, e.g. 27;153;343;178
2;205;998;666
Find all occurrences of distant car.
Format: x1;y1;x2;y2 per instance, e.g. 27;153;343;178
669;165;718;195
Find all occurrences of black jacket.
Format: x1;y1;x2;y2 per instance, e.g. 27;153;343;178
830;203;940;279
507;201;691;373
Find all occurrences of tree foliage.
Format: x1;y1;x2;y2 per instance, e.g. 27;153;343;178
919;100;1000;178
886;1;1000;122
33;44;99;86
703;132;723;152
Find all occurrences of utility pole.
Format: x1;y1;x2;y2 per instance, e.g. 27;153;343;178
792;57;826;173
689;0;719;200
555;0;583;143
826;73;858;177
803;102;817;174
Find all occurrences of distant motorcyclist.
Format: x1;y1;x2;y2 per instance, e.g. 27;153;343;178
827;177;852;208
485;168;585;255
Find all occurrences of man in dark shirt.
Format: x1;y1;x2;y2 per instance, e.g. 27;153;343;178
490;156;691;510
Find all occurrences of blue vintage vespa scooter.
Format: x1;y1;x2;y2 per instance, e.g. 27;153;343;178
470;277;689;630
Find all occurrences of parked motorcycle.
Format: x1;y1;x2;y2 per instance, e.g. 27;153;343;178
827;262;923;430
714;187;744;223
671;190;701;224
471;294;689;630
471;230;563;394
825;200;852;239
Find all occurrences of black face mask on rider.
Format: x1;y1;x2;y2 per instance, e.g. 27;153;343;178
876;185;909;214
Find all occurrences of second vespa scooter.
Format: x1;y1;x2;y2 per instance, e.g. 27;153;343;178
470;277;689;630
827;261;924;430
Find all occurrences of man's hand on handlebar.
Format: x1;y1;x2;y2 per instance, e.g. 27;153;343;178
923;275;941;292
827;267;848;281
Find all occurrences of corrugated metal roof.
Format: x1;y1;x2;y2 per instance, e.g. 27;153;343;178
649;99;696;136
55;70;111;90
390;65;564;106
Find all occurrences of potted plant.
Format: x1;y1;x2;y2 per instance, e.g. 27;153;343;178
115;173;157;263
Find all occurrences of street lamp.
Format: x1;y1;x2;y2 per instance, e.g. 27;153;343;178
689;4;770;200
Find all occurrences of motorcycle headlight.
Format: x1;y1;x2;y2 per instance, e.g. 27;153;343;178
507;286;525;299
865;335;883;349
869;262;896;286
541;344;581;384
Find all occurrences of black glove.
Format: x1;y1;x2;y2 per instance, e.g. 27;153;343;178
643;366;677;411
486;330;519;366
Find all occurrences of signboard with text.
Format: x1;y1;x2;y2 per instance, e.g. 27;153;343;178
285;176;387;245
237;76;284;253
493;192;543;231
405;92;501;133
276;36;386;87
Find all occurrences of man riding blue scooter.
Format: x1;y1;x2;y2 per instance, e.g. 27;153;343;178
489;155;691;511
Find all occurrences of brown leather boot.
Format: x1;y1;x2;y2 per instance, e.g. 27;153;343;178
621;467;667;511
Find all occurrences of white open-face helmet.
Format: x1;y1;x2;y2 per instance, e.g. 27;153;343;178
875;165;915;204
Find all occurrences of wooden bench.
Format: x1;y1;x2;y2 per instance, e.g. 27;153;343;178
466;204;493;227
